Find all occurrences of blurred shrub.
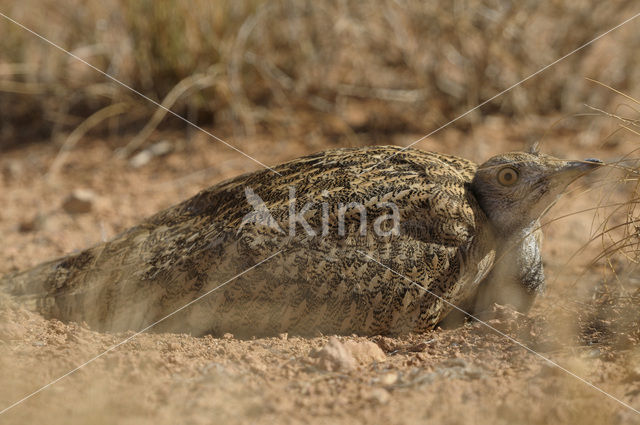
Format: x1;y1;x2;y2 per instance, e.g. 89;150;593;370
0;0;639;150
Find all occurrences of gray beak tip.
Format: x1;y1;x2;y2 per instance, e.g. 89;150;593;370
584;158;603;166
566;158;603;171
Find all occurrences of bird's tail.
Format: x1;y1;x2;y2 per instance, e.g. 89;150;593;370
0;235;167;331
0;258;62;313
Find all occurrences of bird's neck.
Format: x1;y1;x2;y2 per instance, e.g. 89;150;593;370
473;220;545;313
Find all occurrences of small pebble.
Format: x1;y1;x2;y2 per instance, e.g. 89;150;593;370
62;189;96;214
312;337;357;372
343;340;386;364
379;371;398;386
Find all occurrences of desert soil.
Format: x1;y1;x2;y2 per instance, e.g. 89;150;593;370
1;117;640;424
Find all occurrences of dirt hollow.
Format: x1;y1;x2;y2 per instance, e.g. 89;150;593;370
1;120;640;424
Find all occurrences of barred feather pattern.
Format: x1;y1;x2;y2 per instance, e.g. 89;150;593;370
3;146;497;336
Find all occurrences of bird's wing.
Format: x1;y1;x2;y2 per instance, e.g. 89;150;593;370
4;146;496;334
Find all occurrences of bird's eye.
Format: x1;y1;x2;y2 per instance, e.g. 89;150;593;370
497;167;519;186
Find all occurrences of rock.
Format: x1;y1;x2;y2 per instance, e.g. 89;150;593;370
343;340;386;364
312;338;387;372
312;337;357;372
62;189;96;214
378;371;398;386
18;214;43;232
149;140;173;156
129;150;154;168
130;140;174;168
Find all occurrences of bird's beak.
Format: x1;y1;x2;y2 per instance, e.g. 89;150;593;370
536;157;603;220
554;158;603;183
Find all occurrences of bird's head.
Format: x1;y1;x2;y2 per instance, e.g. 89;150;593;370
470;151;602;237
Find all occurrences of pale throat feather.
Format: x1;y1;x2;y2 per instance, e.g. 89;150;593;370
474;219;545;313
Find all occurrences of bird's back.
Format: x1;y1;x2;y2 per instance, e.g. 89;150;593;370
3;146;496;336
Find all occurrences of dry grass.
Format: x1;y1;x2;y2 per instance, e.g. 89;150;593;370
568;86;640;352
3;3;640;423
1;0;640;151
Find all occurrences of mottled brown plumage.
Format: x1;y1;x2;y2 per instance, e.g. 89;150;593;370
1;146;600;336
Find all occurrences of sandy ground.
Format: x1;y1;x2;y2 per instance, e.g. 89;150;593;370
1;117;640;424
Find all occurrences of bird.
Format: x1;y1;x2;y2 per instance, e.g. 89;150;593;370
1;145;601;337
